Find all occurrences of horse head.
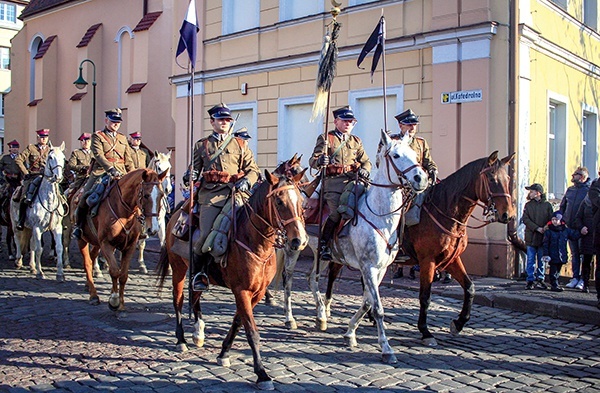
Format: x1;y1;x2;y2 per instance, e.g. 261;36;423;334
253;167;308;251
476;151;516;224
44;142;66;183
378;130;428;192
138;169;164;236
150;150;173;195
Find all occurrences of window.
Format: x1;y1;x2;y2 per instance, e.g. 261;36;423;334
584;0;598;29
550;0;568;11
29;36;43;101
279;1;324;22
0;93;4;116
0;47;9;70
548;99;567;199
227;102;258;155
278;96;322;171
582;109;598;174
223;0;260;35
0;3;16;23
349;0;379;5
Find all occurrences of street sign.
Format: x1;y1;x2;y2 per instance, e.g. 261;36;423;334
441;89;483;104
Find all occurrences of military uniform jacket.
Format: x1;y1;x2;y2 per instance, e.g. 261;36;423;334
0;154;21;180
15;144;50;176
193;133;260;207
309;131;371;193
67;149;92;180
409;136;437;173
89;129;135;176
130;147;150;169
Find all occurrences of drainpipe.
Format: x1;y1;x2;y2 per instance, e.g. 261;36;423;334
143;0;148;15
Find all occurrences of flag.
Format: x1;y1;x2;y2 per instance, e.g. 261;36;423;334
311;20;341;121
176;0;200;66
357;16;385;81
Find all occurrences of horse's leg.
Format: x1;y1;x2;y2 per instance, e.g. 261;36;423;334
325;262;343;318
418;261;438;346
100;242;121;311
79;241;100;304
52;226;65;282
308;248;329;331
114;245;136;312
92;256;103;278
282;248;300;329
31;228;44;279
7;224;15;260
445;257;474;335
217;312;243;367
13;227;23;269
137;238;148;274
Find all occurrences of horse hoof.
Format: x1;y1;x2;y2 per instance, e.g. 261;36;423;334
139;265;148;274
264;298;278;307
9;255;15;261
217;357;231;367
256;380;275;391
36;273;45;280
93;270;103;279
316;319;327;331
108;298;120;311
56;274;65;282
14;261;22;269
382;353;398;364
88;296;100;306
63;264;71;270
192;337;204;348
285;320;298;330
422;337;438;347
344;336;358;347
176;343;189;352
450;320;460;336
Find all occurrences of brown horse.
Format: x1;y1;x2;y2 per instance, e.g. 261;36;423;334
74;168;164;310
156;160;307;390
325;151;515;346
0;177;20;262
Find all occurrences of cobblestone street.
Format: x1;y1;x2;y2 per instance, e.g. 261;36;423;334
0;236;599;392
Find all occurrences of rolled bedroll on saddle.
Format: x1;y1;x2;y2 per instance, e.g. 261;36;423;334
337;180;366;220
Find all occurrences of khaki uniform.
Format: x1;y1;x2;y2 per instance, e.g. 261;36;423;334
309;130;371;222
15;144;50;191
67;148;92;191
0;153;21;183
408;136;437;173
192;133;260;253
130;147;150;169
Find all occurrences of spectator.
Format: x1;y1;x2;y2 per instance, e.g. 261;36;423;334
560;167;591;290
522;183;554;290
542;211;581;292
585;170;600;310
573;195;595;293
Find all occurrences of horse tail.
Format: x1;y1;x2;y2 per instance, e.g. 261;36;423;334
155;245;170;290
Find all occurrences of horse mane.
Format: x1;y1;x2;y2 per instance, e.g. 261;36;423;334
247;173;283;216
429;156;490;212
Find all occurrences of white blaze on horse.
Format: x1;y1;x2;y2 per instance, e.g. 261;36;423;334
11;143;68;281
278;130;428;364
136;151;172;273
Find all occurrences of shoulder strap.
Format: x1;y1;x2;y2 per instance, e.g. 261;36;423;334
207;134;235;168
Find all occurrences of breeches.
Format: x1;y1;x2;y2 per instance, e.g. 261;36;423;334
193;203;222;255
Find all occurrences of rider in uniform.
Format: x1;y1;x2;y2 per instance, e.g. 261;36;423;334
14;129;52;230
72;108;135;239
309;106;371;261
0;140;21;185
65;133;93;196
128;131;150;169
190;103;260;291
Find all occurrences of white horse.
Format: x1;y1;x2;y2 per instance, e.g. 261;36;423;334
137;151;172;273
278;130;428;363
11;143;68;281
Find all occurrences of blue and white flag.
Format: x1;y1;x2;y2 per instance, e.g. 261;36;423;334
176;0;199;66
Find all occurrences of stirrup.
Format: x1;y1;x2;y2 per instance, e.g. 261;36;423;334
192;272;209;291
16;222;24;231
72;226;83;239
393;253;410;263
320;246;333;261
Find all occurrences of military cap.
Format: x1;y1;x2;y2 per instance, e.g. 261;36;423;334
333;106;356;120
7;139;19;147
208;104;233;119
395;109;419;125
78;133;92;141
36;129;50;137
129;131;142;139
105;108;123;123
234;128;251;140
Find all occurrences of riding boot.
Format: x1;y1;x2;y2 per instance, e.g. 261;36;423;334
16;200;28;231
191;253;210;291
72;203;88;239
319;217;338;261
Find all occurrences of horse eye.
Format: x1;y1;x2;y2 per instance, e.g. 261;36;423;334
393;153;400;159
276;197;283;206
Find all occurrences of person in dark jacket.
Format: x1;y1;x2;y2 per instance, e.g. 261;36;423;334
573;195;596;293
542;211;581;292
559;167;591;289
585;173;600;309
522;183;554;290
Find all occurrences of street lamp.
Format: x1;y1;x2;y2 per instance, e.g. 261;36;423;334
74;59;97;132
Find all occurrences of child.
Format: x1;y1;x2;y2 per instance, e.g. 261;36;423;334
542;211;582;292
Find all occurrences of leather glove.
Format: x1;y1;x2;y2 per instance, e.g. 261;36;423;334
190;169;199;182
23;173;31;181
108;168;122;178
428;169;438;184
541;256;551;263
317;155;329;166
357;168;370;180
235;177;251;193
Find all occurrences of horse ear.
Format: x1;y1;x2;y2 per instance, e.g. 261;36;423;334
154;150;159;158
380;130;392;147
501;152;516;165
292;168;307;184
166;150;172;158
487;151;499;166
158;170;168;181
59;141;65;151
265;169;278;185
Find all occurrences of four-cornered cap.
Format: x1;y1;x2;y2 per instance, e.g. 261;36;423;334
395;109;419;125
36;129;50;137
129;131;142;139
234;129;251;140
208;104;233;119
333;106;356;120
105;108;123;123
78;133;92;141
7;139;19;148
525;183;544;193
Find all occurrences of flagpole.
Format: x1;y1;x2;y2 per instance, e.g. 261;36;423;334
187;66;195;318
380;14;388;133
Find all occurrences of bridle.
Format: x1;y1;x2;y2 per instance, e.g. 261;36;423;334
44;152;64;183
464;165;512;223
108;177;163;237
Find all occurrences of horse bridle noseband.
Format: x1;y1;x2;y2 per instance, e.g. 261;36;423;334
465;165;512;223
110;179;163;233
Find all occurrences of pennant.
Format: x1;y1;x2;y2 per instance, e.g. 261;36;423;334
357;16;385;81
176;0;200;66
